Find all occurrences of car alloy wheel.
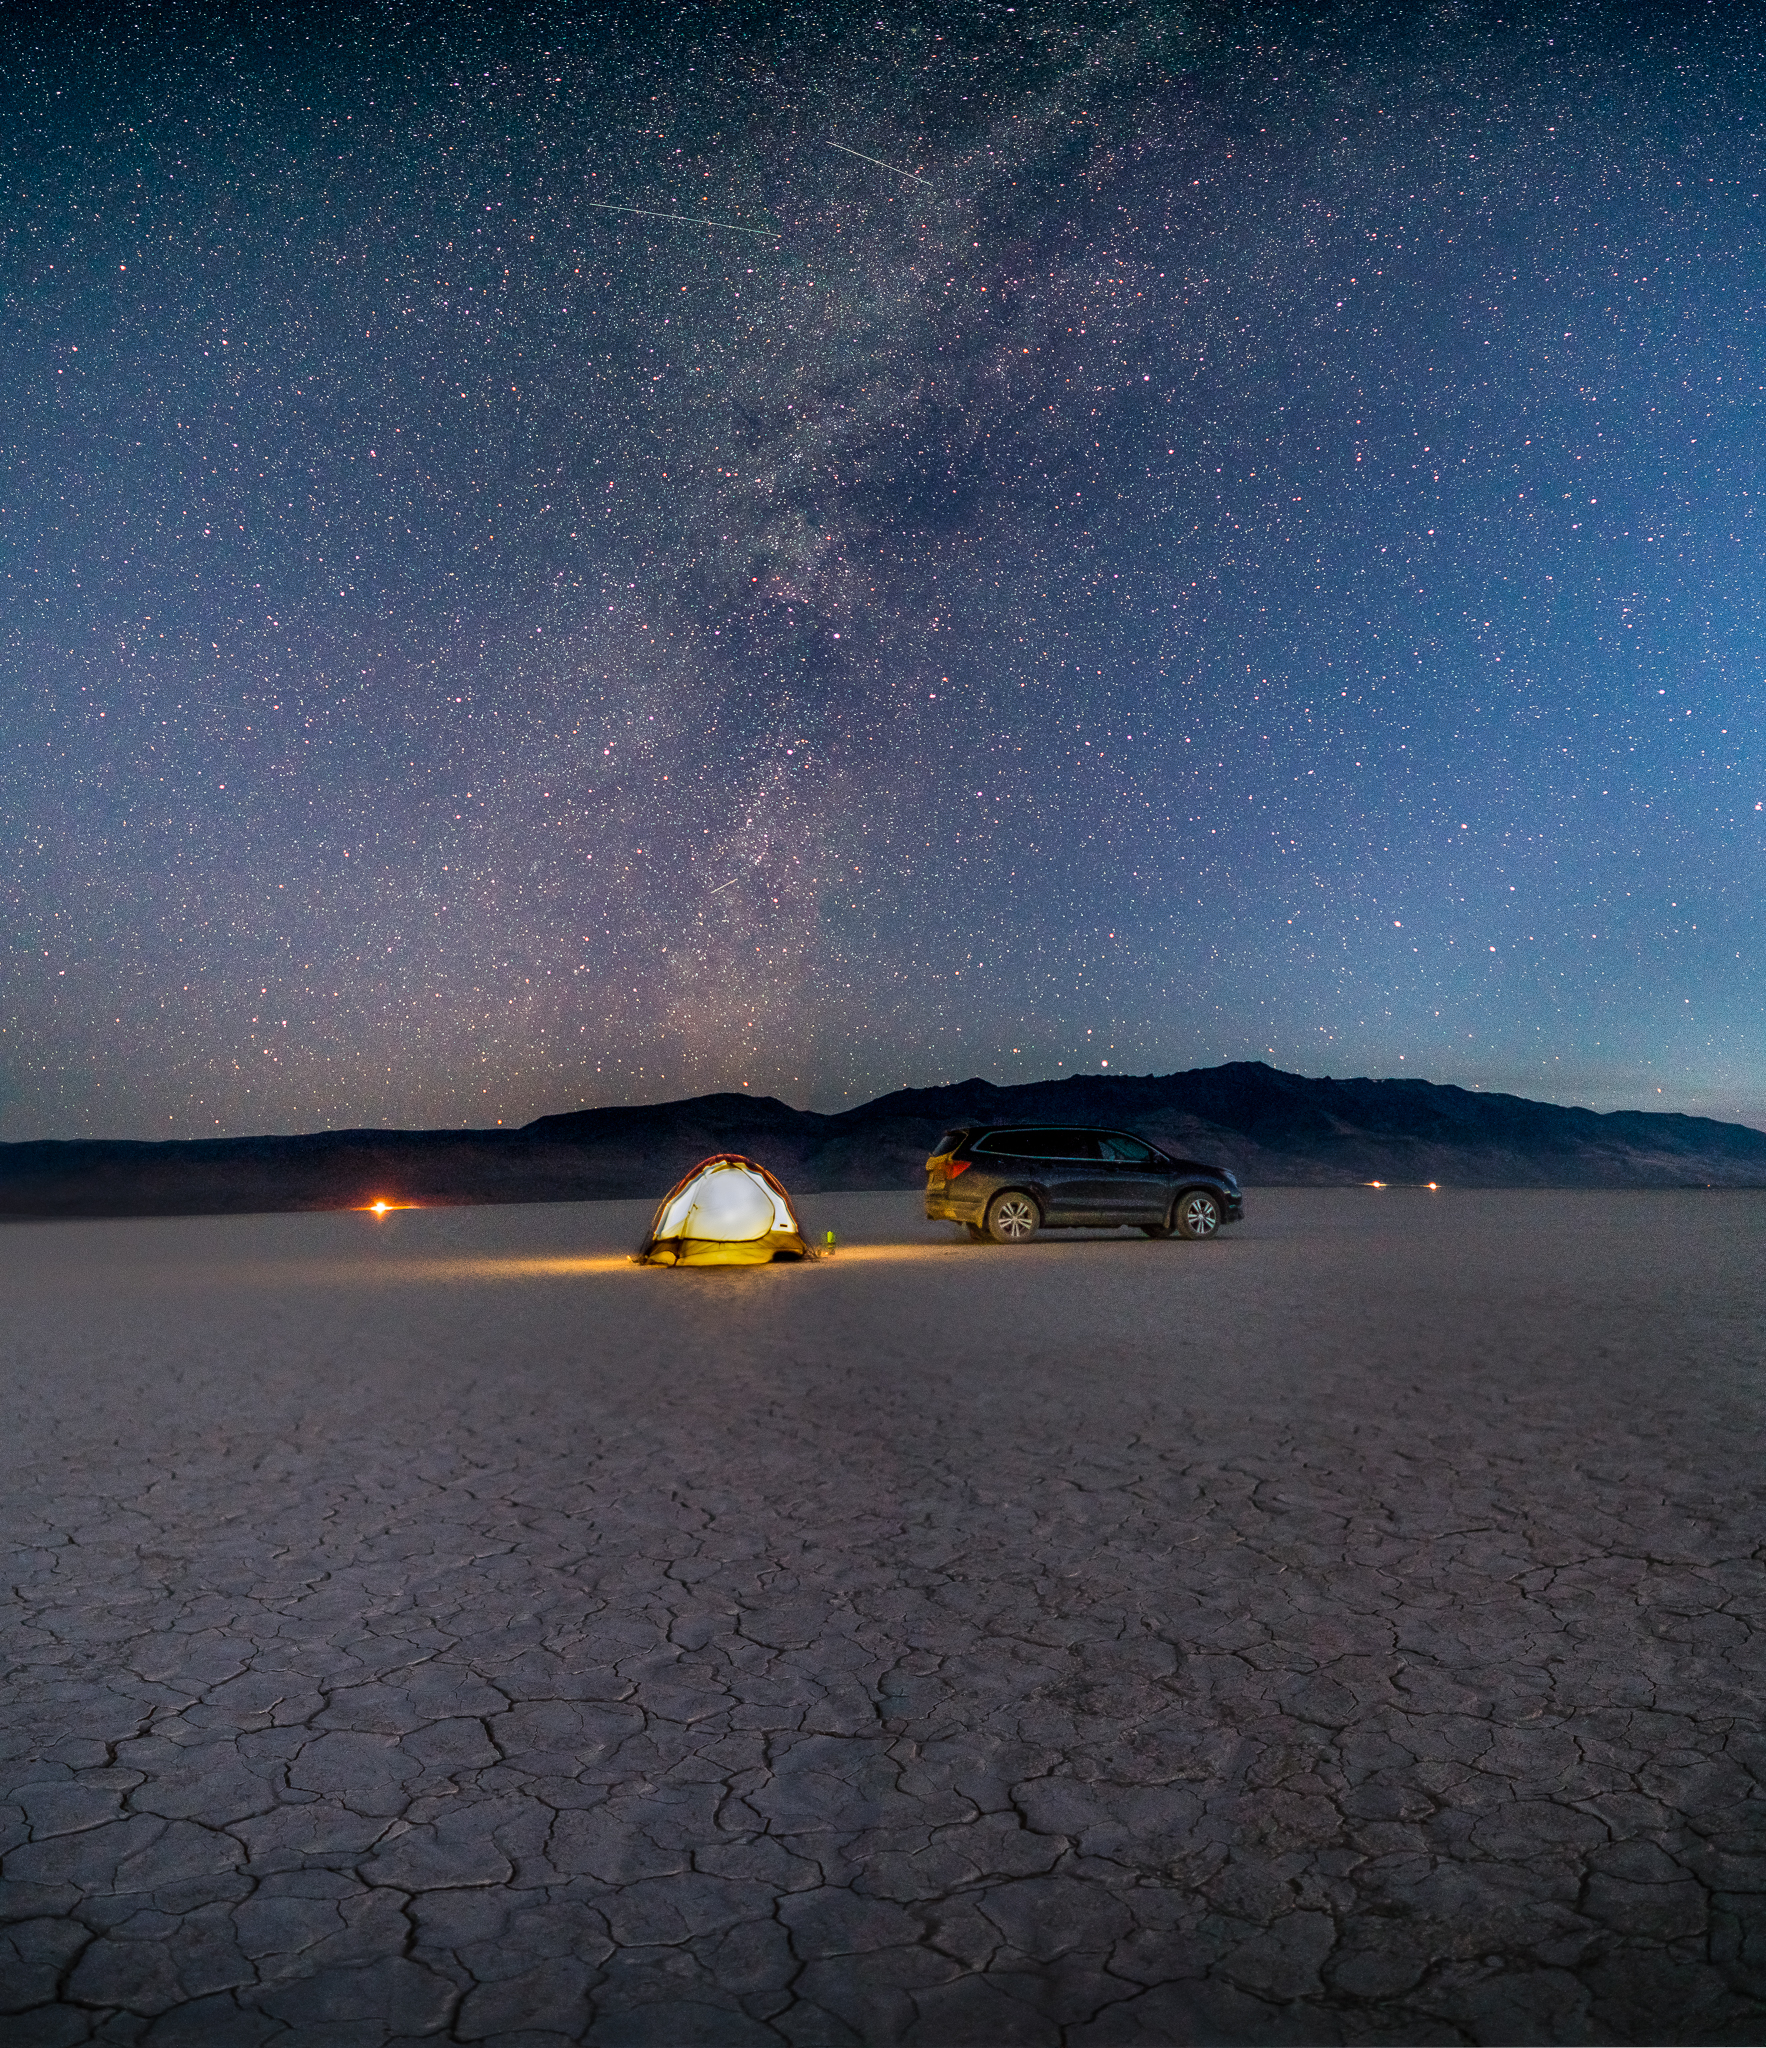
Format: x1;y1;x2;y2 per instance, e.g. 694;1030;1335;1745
1174;1190;1222;1240
985;1192;1040;1244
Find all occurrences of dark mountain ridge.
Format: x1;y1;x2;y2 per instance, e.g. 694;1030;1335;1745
4;1063;1764;1220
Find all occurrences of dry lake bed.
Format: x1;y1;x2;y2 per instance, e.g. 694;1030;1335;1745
1;1188;1763;2046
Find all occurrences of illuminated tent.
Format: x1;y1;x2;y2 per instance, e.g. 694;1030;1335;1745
636;1154;812;1267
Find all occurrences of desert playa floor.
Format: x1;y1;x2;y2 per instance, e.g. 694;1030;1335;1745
1;1189;1763;2046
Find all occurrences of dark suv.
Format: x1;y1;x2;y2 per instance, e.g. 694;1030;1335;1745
924;1125;1243;1244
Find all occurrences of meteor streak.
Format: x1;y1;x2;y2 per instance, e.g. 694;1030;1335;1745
587;201;776;237
826;140;932;187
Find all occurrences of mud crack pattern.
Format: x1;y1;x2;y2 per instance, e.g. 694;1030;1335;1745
2;1189;1763;2043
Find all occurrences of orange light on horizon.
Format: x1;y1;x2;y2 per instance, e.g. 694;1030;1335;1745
357;1199;421;1216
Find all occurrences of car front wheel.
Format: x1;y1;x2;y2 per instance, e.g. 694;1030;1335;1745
1173;1189;1223;1240
985;1191;1040;1244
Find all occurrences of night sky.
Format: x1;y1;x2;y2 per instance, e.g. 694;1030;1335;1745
5;1;1763;1142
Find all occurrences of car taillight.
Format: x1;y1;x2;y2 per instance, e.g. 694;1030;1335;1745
946;1159;972;1179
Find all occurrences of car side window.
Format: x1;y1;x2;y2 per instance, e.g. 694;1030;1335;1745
977;1129;1098;1159
1100;1135;1155;1164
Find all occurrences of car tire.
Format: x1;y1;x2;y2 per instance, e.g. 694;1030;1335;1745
1173;1189;1223;1240
984;1191;1040;1244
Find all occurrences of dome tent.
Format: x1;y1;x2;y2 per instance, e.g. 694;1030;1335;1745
636;1154;812;1267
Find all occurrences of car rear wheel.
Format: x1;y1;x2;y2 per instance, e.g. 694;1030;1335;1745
1173;1189;1223;1240
985;1191;1040;1244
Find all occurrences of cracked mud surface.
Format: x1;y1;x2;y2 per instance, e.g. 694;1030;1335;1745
1;1186;1763;2045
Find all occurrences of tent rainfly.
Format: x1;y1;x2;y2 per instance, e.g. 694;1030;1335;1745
636;1154;812;1266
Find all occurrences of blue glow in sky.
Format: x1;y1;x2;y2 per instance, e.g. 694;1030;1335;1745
3;2;1762;1139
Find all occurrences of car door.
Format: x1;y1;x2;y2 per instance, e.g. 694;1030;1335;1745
1094;1132;1173;1223
976;1128;1092;1223
1038;1129;1116;1221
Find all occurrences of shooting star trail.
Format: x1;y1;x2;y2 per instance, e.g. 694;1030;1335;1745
826;141;932;187
587;202;776;237
707;877;740;894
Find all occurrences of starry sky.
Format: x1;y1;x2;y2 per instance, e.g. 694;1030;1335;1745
4;0;1763;1142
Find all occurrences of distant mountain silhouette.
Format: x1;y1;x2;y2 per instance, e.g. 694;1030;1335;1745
4;1062;1764;1220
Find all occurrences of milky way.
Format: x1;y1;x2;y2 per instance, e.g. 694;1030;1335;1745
4;2;1762;1139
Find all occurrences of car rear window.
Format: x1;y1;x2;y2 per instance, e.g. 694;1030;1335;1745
976;1129;1039;1157
977;1128;1099;1159
930;1129;969;1157
1049;1130;1102;1160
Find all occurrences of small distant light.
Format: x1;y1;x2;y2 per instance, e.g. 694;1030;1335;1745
372;1201;389;1215
1427;1182;1439;1191
1367;1181;1386;1189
